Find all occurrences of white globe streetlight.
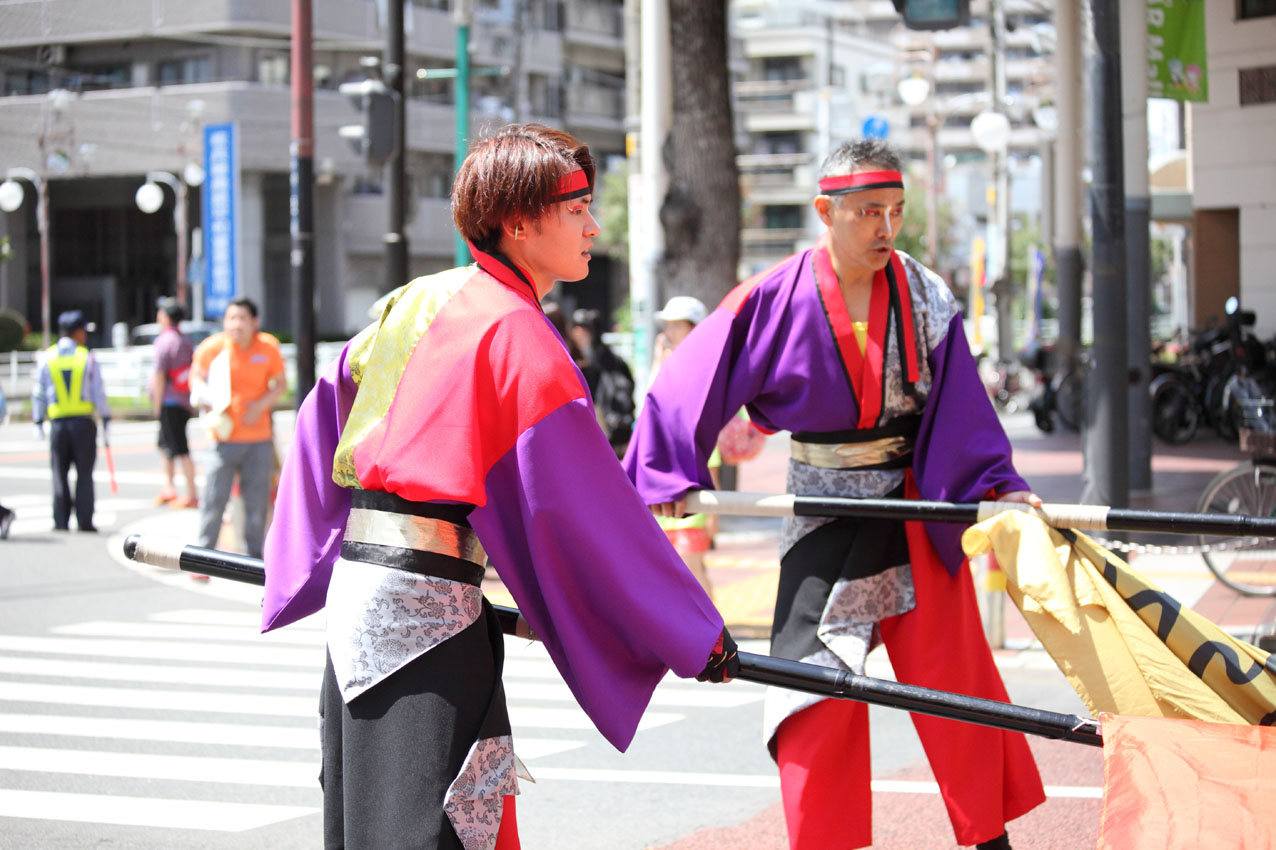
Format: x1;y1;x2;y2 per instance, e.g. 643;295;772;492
897;76;931;108
970;110;1012;154
135;181;165;214
183;161;206;188
0;180;23;213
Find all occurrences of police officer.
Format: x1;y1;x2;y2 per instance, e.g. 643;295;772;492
32;310;112;532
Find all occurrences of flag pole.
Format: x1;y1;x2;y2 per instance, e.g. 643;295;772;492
686;491;1276;539
121;535;1104;748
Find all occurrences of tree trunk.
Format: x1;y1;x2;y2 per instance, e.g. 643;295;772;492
661;0;740;308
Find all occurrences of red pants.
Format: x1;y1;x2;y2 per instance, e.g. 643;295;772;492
495;795;520;850
775;519;1045;849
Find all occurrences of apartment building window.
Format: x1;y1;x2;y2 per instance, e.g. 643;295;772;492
74;65;130;92
762;56;805;82
529;73;563;118
411;152;454;199
1239;0;1276;17
156;56;212;86
4;69;51;96
763;206;804;230
259;52;289;86
756;131;802;155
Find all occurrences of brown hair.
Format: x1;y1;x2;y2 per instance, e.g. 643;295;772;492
451;123;595;253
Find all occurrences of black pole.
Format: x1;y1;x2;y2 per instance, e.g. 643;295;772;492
290;0;316;403
1082;0;1129;509
120;536;1103;747
384;0;409;293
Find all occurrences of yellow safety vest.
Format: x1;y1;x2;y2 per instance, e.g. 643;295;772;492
46;344;95;419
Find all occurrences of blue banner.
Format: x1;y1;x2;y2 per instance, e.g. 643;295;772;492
202;123;239;318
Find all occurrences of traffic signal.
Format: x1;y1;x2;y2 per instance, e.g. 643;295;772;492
338;79;399;166
891;0;970;30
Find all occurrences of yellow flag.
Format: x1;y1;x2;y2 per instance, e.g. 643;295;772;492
963;511;1276;725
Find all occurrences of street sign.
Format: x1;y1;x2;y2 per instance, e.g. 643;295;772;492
861;115;889;140
202;123;240;320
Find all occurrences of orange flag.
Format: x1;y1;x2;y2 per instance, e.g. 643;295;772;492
1098;713;1276;849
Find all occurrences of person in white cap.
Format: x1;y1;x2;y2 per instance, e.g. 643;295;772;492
651;295;708;379
650;294;718;596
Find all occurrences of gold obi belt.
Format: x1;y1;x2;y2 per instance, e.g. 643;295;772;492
790;414;921;471
342;490;487;586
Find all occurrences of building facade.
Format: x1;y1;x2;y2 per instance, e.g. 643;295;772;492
731;0;1058;288
1189;1;1276;335
0;0;626;341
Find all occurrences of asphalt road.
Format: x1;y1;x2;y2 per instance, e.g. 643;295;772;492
0;414;1103;849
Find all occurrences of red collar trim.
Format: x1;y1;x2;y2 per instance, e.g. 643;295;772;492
818;170;904;196
812;237;918;428
467;242;541;308
552;169;591;202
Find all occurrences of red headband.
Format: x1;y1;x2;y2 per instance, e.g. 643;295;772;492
553;169;591;201
818;170;904;196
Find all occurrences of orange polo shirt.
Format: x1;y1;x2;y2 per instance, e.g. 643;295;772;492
193;332;286;443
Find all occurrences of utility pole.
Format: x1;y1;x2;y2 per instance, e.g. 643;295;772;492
453;0;473;267
632;0;671;399
1122;0;1152;492
386;0;409;291
290;0;316;403
988;0;1013;365
1083;0;1129;509
1053;0;1084;396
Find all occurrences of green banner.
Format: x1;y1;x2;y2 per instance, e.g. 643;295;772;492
1148;0;1208;103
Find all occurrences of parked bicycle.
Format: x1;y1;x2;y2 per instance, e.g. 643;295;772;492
1028;344;1086;433
1194;396;1276;596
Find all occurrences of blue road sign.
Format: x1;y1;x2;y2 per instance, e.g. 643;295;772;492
202;123;239;319
861;115;890;140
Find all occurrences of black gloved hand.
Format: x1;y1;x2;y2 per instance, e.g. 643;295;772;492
696;627;740;683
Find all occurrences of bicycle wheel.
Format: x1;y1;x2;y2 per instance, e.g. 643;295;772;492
1195;461;1276;596
1150;376;1200;444
1055;371;1085;432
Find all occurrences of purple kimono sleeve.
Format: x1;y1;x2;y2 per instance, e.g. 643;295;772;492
472;396;724;751
261;343;357;631
914;315;1029;574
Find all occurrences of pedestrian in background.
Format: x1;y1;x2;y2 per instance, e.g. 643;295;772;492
150;297;198;509
648;296;719;597
0;383;12;539
32;310;111;533
625;139;1044;850
570;307;634;458
189;297;285;559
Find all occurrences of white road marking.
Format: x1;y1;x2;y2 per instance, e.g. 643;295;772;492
0;713;319;749
0;789;318;832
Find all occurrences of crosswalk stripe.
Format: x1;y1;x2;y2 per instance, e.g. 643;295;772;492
0;713;320;749
0;656;319;690
0;714;584;762
53;621;327;646
0;635;323;667
0;680;316;717
0;789;318;832
0;745;318;788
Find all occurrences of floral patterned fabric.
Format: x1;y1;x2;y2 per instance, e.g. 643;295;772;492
444;734;519;850
325;557;483;702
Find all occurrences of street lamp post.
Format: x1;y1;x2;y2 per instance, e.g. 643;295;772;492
897;72;939;270
0;168;51;347
136;167;205;310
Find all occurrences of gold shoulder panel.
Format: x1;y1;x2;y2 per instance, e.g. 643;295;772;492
332;266;474;488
